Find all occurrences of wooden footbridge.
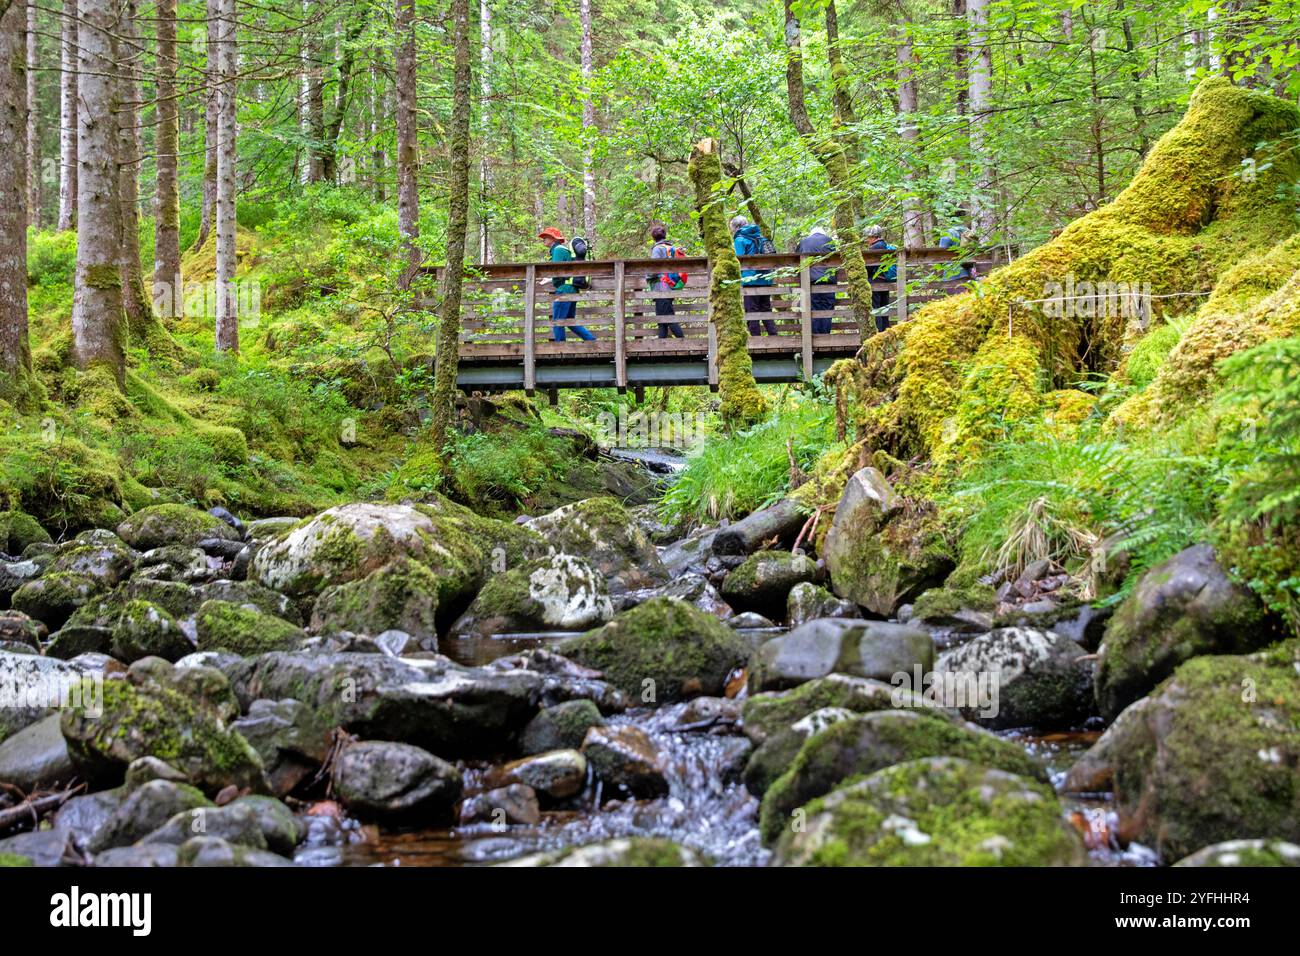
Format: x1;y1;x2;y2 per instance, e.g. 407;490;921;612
424;248;989;395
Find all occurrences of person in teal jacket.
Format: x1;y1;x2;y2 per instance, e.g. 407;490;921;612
538;227;595;342
730;216;778;336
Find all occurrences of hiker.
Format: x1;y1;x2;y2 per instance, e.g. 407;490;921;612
796;225;837;334
939;225;979;281
730;216;778;336
537;227;595;342
865;225;897;333
647;225;685;339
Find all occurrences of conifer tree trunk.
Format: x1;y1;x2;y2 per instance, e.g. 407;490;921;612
2;0;37;408
968;0;995;238
428;0;473;456
57;0;77;231
395;0;420;286
214;0;238;352
783;0;874;338
895;21;926;248
579;0;596;243
688;138;767;431
478;0;492;262
196;0;219;250
70;0;126;385
26;1;40;228
154;0;182;319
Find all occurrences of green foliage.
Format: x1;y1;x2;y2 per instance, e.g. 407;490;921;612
661;391;839;524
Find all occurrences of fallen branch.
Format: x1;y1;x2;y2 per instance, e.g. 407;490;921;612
0;785;84;834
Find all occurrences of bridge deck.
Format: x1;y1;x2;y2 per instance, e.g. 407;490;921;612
422;248;985;392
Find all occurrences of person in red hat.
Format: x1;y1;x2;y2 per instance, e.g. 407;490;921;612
538;228;595;342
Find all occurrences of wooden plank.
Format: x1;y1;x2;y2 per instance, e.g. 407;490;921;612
523;264;537;394
799;260;813;380
613;260;627;392
895;247;907;327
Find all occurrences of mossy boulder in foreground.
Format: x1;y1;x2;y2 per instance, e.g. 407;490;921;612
310;557;441;643
758;709;1047;844
773;756;1085;866
0;511;52;555
1094;544;1273;721
451;553;613;636
524;497;668;593
1065;644;1300;861
720;550;820;619
195;599;306;656
557;596;750;703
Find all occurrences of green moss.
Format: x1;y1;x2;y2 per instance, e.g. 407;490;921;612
0;510;53;554
557;596;750;703
0;852;34;867
911;583;997;621
775;757;1082;866
195;600;306;656
311;558;440;638
117;503;237;550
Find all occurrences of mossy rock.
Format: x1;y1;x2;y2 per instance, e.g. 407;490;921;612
758;709;1048;844
720;550;820;619
195;600;306;657
742;674;928;745
911;584;997;623
11;572;104;631
557;596;750;704
117;504;242;551
1067;645;1300;861
519;699;605;755
524;497;668;593
111;599;194;663
1094;545;1274;721
452;553;613;636
0;852;34;867
61;671;267;794
1174;839;1300;867
773;756;1085;866
310;558;440;641
0;511;52;555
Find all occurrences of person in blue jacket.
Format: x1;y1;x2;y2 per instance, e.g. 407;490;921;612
865;225;896;333
730;216;778;336
796;225;837;334
538;227;595;342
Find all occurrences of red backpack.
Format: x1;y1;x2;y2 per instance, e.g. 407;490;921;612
657;243;690;289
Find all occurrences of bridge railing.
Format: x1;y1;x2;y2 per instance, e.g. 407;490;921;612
426;248;989;392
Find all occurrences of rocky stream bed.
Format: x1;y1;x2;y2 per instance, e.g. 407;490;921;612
0;464;1297;868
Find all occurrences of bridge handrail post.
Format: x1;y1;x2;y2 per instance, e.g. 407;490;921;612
799;259;813;380
523;264;537;394
614;260;627;392
895;247;908;327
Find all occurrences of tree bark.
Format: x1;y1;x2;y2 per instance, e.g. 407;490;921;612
783;0;874;337
370;61;385;201
304;12;325;182
895;22;926;248
824;0;863;226
1;0;36;408
321;12;367;183
214;0;238;352
154;0;182;320
478;0;492;261
688;137;766;431
428;0;473;456
57;0;77;231
196;0;219;250
967;0;995;239
70;0;126;385
26;1;39;228
579;0;596;243
395;0;420;286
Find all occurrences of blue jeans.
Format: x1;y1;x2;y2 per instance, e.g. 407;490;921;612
551;298;594;341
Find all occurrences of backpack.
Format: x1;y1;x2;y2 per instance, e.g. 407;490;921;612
756;234;777;255
570;236;592;290
656;242;690;290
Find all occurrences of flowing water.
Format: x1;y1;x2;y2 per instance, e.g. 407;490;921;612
294;613;1151;867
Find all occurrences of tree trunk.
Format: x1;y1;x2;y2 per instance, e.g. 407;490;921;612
395;0;420;286
824;0;863;226
579;0;596;243
298;0;311;184
154;0;182;320
196;0;219;250
70;0;126;385
428;0;473;456
370;61;385;201
478;0;492;261
784;0;874;337
896;23;926;248
1;0;36;408
688;138;766;431
322;13;367;183
967;0;995;239
26;1;39;229
57;0;77;231
214;0;238;353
